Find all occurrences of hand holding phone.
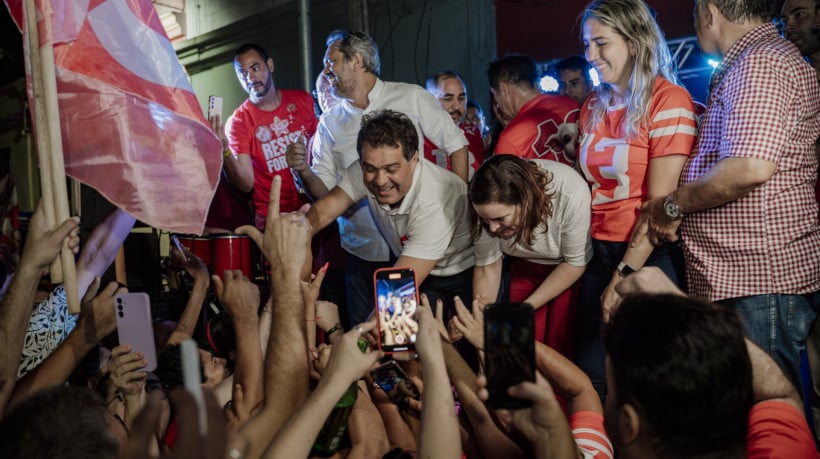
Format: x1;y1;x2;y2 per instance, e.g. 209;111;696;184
483;302;535;409
208;95;223;121
369;360;420;408
114;293;158;372
374;267;419;353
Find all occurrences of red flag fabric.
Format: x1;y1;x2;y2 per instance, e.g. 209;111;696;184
5;0;221;234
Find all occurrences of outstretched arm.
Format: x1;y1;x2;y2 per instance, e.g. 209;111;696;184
75;208;136;299
262;321;383;458
236;176;313;459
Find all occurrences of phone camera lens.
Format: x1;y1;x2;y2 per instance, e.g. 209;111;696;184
118;311;124;318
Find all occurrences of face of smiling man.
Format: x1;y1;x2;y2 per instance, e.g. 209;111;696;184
359;142;419;208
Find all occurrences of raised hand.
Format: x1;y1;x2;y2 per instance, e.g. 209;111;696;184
109;344;148;397
236;176;311;282
212;270;260;326
451;296;485;350
20;199;80;275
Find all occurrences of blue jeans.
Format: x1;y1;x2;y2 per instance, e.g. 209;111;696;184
719;292;820;398
574;239;686;400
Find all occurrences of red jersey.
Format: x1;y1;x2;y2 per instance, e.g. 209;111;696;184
496;94;580;166
422;123;486;178
579;77;696;241
226;90;318;217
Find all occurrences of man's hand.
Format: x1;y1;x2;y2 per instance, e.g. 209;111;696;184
209;114;229;152
20;200;80;275
236;176;311;281
212;270;260;325
78;279;122;344
285;138;310;173
641;196;682;246
476;373;578;457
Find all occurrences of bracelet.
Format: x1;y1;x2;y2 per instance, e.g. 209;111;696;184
223;149;234;159
326;323;342;336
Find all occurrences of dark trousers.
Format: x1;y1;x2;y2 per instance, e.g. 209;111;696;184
574;240;685;400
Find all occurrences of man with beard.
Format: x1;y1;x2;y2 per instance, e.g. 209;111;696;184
425;71;486;178
217;43;317;227
781;0;820;81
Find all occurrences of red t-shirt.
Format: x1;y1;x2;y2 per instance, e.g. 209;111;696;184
226;90;318;217
746;400;817;458
579;77;696;241
495;93;580;166
422;123;486;178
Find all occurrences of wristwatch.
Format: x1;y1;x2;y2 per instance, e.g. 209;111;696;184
663;194;684;220
617;261;636;277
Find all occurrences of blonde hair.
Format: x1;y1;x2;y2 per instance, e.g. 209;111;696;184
581;0;679;139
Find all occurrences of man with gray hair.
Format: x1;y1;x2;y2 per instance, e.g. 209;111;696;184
286;30;469;325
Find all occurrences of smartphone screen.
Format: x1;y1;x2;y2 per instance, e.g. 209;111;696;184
114;292;158;372
373;267;419;353
208;95;223;120
369;360;420;407
484;302;535;409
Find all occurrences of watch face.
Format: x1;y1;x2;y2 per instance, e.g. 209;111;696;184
664;199;681;219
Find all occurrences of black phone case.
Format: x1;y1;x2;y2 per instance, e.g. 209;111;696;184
483;302;535;409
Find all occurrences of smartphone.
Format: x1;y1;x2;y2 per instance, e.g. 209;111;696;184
114;292;158;372
373;267;419;353
483;302;535;409
208;95;223;120
369;360;420;407
180;339;207;435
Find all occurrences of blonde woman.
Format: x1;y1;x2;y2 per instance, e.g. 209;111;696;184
574;0;697;399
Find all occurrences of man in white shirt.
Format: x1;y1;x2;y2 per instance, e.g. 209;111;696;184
286;30;469;324
303;109;473;326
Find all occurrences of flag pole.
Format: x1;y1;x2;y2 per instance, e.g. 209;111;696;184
23;0;80;314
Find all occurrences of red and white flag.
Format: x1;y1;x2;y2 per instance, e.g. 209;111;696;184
5;0;221;234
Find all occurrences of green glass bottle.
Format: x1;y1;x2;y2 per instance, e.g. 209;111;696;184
311;383;358;457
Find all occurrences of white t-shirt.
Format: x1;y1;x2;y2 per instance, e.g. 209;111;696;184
337;159;474;277
474;160;592;267
311;78;468;261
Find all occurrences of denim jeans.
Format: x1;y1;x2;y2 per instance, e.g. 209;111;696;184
574;239;686;400
719;292;820;398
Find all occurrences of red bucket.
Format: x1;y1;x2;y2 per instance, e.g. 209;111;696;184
210;234;252;279
176;235;211;266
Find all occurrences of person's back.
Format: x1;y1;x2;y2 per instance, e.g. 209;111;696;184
604;292;816;458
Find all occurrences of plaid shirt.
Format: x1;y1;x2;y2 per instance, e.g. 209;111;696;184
681;23;820;302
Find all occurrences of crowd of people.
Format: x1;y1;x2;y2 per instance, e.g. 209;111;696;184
1;0;820;457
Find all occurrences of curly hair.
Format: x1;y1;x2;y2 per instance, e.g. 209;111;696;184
468;155;553;246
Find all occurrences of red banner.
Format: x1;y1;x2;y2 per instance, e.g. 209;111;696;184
5;0;221;234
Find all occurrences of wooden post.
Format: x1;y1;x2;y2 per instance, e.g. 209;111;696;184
23;0;80;313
